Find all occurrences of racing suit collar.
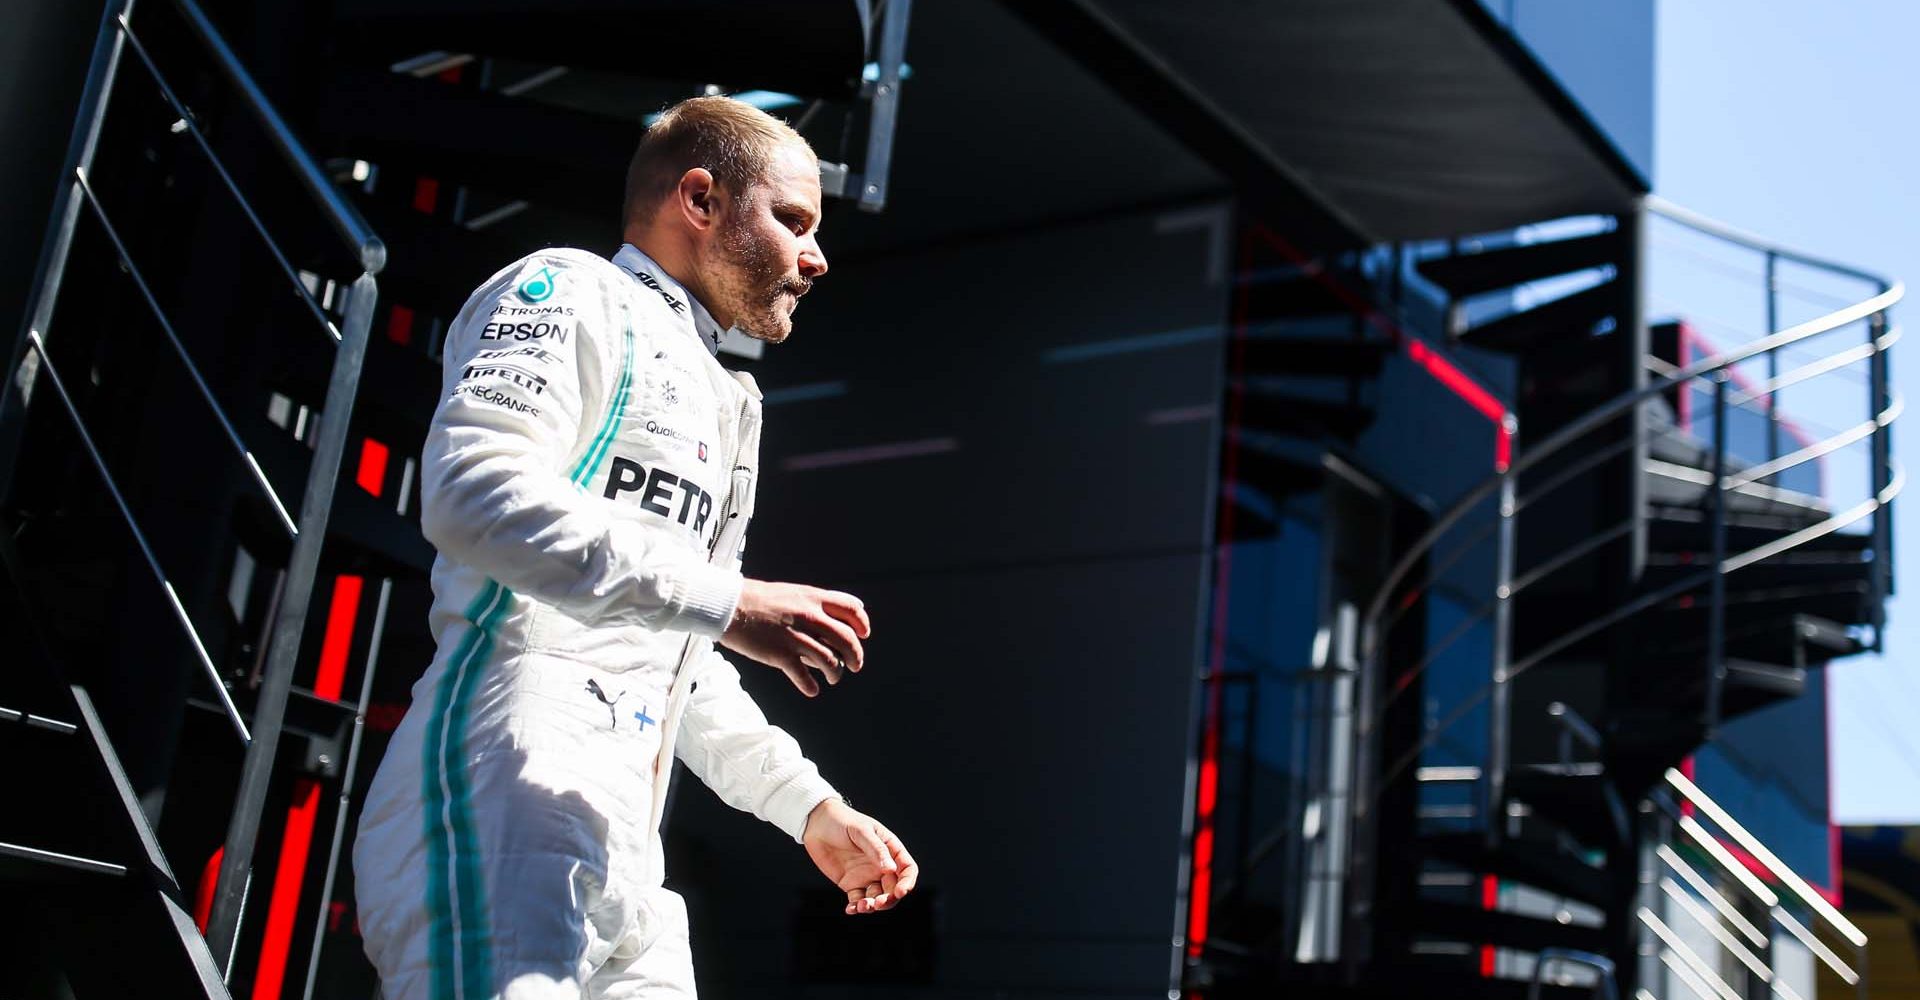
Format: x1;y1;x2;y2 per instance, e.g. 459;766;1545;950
611;243;729;356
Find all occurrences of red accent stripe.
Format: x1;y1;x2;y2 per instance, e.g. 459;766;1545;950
387;304;415;345
194;847;223;932
1187;229;1256;960
1406;338;1506;424
313;575;363;702
1480;875;1499;976
1247;221;1515;472
253;780;322;1000
412;177;440;214
356;438;390;497
437;65;464;84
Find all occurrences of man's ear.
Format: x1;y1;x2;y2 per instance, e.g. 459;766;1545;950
677;167;718;232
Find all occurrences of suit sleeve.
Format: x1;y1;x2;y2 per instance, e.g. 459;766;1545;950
419;256;740;635
675;649;840;842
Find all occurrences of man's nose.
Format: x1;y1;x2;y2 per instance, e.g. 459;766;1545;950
799;235;829;279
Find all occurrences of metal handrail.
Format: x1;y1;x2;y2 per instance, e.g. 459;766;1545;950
2;0;384;985
115;12;348;342
1648;775;1867;998
1664;769;1867;948
1530;948;1619;1000
166;0;384;273
18;328;250;743
1646;195;1887;288
72;169;297;536
1361;278;1901;654
1355;202;1898;797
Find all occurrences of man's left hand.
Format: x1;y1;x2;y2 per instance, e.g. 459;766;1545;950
802;798;919;915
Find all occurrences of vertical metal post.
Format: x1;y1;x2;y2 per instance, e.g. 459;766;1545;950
1764;253;1781;480
1343;620;1379;981
205;273;375;974
301;576;392;1000
855;0;910;212
1868;308;1891;651
1487;469;1517;850
1703;373;1730;733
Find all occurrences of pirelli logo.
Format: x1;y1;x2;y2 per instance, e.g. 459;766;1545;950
461;363;550;396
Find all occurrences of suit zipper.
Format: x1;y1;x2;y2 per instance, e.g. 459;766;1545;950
645;391;752;864
707;395;753;561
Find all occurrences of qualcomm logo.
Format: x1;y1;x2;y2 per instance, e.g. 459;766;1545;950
516;266;559;304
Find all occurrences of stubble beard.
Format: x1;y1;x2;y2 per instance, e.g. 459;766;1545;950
710;211;802;343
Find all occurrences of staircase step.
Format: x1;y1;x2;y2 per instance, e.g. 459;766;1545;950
1639;611;1861;669
1240;336;1391;377
268;322;440;449
1643;460;1830;523
1419;231;1626;297
1618;656;1806;725
1239;271;1362;320
1505;766;1629;848
1456;284;1618;353
237;415;436;577
326;0;873;100
1647;507;1870;556
1645;555;1871;596
1234;445;1324;497
1409;899;1609;955
1418;833;1611;907
1514;580;1872;667
1238;386;1374;438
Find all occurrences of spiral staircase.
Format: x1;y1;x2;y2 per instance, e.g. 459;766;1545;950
1342;203;1899;1000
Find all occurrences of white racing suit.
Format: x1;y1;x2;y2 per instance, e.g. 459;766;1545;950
353;245;839;999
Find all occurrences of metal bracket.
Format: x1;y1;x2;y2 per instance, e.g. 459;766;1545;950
855;0;910;212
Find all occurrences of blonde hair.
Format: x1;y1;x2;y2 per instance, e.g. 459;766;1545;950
623;96;812;223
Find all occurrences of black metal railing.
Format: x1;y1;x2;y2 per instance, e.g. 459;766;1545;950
1328;201;1898;994
2;0;382;986
1641;768;1868;1000
1349;203;1899;845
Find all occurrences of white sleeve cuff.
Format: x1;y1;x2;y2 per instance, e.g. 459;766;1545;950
664;561;742;637
764;771;841;843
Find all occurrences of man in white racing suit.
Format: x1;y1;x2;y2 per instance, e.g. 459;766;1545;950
353;96;917;999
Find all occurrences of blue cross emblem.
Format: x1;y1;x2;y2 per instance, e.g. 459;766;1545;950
633;707;657;732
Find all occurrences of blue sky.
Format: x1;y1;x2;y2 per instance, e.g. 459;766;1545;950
1653;0;1920;821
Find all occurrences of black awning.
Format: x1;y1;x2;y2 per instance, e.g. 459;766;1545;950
330;0;873;99
1008;0;1647;244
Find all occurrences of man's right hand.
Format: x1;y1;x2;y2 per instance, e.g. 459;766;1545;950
719;580;872;697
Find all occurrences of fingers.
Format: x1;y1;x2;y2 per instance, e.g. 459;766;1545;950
851;822;897;874
818;590;872;640
801;610;863;675
777;658;820;698
839;822;914;916
885;831;919;898
786;627;844;687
